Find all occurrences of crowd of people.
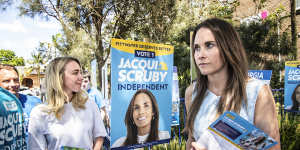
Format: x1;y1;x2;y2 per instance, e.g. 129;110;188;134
0;57;108;149
0;18;283;150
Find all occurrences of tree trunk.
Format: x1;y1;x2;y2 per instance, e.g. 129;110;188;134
290;0;298;59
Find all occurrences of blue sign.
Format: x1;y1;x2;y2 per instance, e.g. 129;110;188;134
110;39;173;149
172;66;180;126
284;61;300;112
248;70;272;85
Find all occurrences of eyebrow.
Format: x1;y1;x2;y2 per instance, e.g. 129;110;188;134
194;40;216;46
72;69;80;72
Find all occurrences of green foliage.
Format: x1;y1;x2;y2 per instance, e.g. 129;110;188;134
19;0;177;90
279;113;300;150
0;49;25;66
150;136;186;150
172;40;191;98
51;30;95;69
237;8;294;89
113;0;177;43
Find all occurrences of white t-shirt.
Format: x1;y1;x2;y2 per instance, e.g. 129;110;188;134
28;99;107;150
112;130;170;148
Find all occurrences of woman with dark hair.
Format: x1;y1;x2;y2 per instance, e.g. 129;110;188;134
28;57;107;150
184;18;280;150
286;84;300;111
112;89;170;147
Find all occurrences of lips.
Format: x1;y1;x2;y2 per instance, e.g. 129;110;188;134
198;63;208;67
137;116;146;121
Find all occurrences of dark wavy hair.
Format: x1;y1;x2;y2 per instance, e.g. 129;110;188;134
291;84;300;111
124;89;159;146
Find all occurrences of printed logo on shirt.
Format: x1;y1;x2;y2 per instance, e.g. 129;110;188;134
3;101;18;111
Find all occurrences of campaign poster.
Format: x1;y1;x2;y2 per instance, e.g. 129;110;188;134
284;61;300;112
172;66;180;126
248;70;272;85
110;38;173;149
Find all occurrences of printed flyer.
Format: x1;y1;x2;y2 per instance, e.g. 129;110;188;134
61;146;84;150
204;111;278;150
110;38;173;149
248;70;272;85
284;61;300;112
171;66;180;126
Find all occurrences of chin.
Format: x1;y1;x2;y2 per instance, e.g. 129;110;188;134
200;72;209;75
73;88;82;93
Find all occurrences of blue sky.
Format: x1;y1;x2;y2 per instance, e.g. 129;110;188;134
0;4;61;60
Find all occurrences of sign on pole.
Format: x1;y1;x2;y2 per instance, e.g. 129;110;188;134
110;38;173;149
284;61;300;112
172;66;180;126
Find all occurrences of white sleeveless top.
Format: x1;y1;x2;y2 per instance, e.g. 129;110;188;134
192;79;265;141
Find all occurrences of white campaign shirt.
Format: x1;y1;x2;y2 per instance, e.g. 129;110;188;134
28;99;107;150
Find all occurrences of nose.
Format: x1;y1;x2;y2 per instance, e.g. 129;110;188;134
194;49;207;60
78;72;83;81
138;107;145;114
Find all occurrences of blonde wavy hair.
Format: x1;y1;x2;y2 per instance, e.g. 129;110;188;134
44;57;88;119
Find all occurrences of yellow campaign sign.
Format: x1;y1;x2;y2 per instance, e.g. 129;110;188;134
111;38;174;56
285;61;300;67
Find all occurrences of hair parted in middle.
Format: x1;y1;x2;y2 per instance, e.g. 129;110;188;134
291;84;300;111
185;18;249;135
124;89;159;146
44;56;88;119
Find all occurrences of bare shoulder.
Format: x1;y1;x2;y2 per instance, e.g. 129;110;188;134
256;84;274;105
185;84;194;111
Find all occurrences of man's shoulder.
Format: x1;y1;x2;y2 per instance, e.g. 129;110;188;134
19;93;42;103
89;87;101;93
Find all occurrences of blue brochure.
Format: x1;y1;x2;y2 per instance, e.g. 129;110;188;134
60;146;85;150
208;111;278;150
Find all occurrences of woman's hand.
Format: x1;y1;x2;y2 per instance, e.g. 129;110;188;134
191;142;207;150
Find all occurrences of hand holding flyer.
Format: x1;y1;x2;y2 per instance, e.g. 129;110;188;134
198;111;278;150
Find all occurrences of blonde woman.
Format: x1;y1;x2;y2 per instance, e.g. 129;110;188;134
184;18;280;150
28;57;107;150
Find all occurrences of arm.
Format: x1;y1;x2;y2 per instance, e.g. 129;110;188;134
185;84;193;112
93;137;104;150
254;85;281;150
185;84;194;150
91;99;107;150
28;106;47;150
